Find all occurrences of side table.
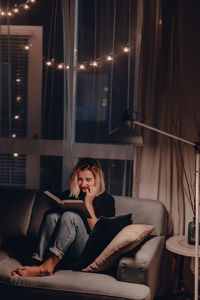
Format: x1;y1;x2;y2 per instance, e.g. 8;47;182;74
166;235;200;299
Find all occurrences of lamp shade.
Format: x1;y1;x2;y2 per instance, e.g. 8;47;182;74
107;120;143;145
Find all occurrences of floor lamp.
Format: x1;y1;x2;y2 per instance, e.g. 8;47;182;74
108;117;200;300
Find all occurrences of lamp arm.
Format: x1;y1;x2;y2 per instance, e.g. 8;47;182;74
134;119;200;300
134;120;195;146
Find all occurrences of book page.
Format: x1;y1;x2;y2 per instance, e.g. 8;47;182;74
44;191;62;204
43;191;91;218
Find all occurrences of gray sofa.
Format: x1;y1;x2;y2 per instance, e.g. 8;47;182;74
0;187;167;300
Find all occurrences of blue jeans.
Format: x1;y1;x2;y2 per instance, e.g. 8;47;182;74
32;210;89;268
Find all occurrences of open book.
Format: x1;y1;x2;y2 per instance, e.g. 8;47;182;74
44;191;91;218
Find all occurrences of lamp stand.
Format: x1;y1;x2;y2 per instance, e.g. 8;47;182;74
134;120;200;300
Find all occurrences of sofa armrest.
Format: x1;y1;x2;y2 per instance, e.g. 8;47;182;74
116;235;165;300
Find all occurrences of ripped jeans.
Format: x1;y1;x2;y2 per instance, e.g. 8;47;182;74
32;210;89;268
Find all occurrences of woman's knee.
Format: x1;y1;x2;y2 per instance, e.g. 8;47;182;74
61;211;82;224
44;211;60;226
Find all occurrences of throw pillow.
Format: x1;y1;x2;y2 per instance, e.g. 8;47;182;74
82;224;155;272
74;213;132;271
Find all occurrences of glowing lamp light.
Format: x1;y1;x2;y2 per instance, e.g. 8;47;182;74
46;61;52;66
91;61;98;67
24;45;30;50
24;4;30;10
16;96;21;101
12;133;16;138
107;56;113;61
66;65;70;69
79;64;85;70
13;153;19;157
1;11;5;16
13;8;19;13
7;11;12;16
123;47;130;53
14;115;20;120
57;63;64;69
16;78;21;82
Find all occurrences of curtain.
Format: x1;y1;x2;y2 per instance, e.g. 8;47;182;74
61;0;77;190
136;0;200;236
135;0;200;293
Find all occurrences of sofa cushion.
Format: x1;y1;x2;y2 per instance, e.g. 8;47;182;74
0;251;151;300
74;214;132;271
83;224;154;273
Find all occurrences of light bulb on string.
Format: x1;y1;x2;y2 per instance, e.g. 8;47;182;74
57;63;64;70
123;46;129;53
13;8;19;13
24;45;30;50
46;60;52;67
79;64;85;70
24;4;30;10
107;55;113;61
91;61;98;67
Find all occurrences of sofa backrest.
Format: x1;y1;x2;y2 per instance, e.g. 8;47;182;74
0;188;167;239
0;187;37;236
114;196;167;236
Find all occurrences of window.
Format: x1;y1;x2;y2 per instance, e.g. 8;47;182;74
0;25;42;188
72;0;142;195
0;153;26;187
76;0;139;144
0;35;30;137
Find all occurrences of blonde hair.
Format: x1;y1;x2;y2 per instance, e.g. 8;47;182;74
69;158;105;198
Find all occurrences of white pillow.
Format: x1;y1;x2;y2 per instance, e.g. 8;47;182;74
83;224;155;272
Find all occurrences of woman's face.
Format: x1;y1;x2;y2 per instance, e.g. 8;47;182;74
77;169;96;193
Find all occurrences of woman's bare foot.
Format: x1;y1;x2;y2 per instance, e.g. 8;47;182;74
11;265;47;277
11;254;60;277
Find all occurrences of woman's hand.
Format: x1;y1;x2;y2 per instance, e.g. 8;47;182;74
84;186;97;205
84;186;98;230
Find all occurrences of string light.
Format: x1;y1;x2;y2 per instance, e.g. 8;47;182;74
44;43;131;72
57;63;64;69
16;96;21;101
12;133;16;138
13;8;19;13
46;61;52;66
91;61;98;67
14;115;20;120
107;55;113;61
24;45;30;50
24;4;30;10
0;0;36;17
13;153;19;157
123;46;129;53
79;64;85;70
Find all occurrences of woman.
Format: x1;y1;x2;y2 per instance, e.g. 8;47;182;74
11;158;115;277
